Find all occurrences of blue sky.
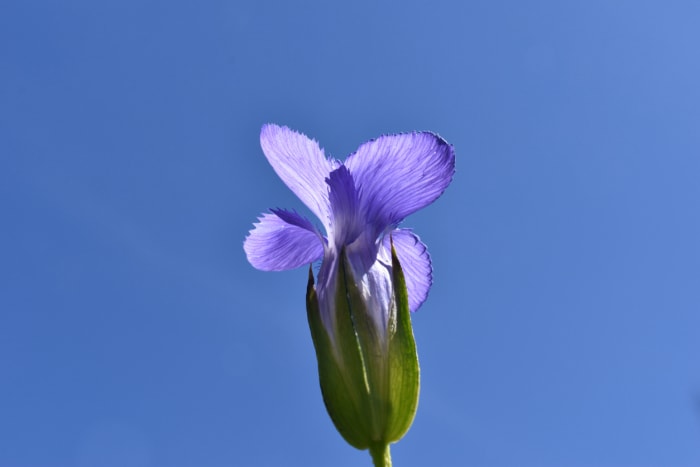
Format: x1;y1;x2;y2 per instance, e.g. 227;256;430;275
2;1;699;466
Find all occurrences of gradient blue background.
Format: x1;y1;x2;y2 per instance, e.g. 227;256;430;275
2;1;699;466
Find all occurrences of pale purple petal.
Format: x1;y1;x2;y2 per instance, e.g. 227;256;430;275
345;132;455;232
244;210;324;271
356;259;394;337
383;229;432;312
260;124;337;226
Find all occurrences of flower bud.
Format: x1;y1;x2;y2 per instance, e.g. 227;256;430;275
306;241;420;452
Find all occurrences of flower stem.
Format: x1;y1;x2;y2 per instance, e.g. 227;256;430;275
369;443;392;467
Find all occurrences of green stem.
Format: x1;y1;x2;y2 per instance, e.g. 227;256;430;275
369;443;392;467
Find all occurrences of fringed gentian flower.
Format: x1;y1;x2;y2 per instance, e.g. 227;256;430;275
244;124;455;467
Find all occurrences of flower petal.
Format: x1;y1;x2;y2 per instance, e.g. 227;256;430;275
383;229;432;312
327;165;362;247
345;132;455;232
260;124;337;226
244;210;324;271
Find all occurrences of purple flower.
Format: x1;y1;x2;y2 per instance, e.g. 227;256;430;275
244;124;455;338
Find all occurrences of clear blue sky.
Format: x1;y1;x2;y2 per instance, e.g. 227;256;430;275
2;1;699;466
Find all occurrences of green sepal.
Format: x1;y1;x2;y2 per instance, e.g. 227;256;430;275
384;240;420;442
306;262;372;449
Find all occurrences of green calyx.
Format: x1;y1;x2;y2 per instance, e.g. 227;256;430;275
306;239;420;462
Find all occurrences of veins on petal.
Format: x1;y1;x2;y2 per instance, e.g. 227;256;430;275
244;211;324;271
345;132;455;236
271;208;326;246
383;229;433;312
260;124;336;229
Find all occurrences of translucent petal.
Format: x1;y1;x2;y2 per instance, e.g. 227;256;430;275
244;210;324;271
260;124;336;226
383;229;432;312
345;132;455;233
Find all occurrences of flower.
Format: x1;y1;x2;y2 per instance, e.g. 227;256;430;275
244;124;455;330
243;124;455;460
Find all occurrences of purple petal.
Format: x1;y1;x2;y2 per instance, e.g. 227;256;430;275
345;132;455;232
383;229;432;312
244;210;324;271
328;166;386;277
326;165;362;247
270;208;318;231
260;124;337;227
